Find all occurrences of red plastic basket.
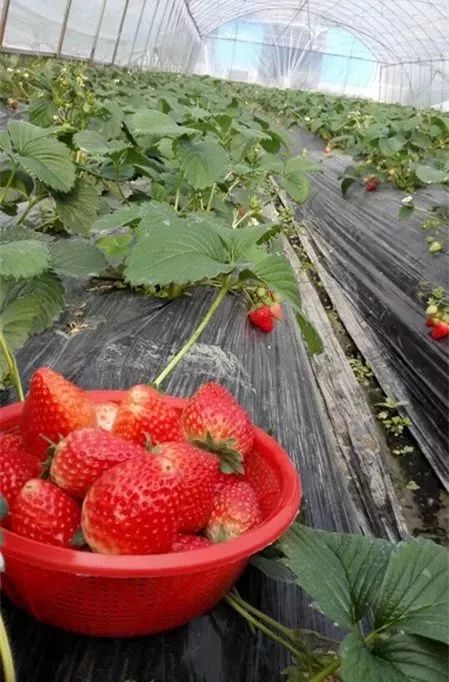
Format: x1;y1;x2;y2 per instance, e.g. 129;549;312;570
1;390;301;637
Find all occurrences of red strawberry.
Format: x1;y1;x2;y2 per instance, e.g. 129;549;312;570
10;479;81;548
172;534;212;552
81;454;180;554
50;428;146;498
243;449;280;517
425;317;437;327
431;321;449;340
206;481;262;542
155;441;220;533
0;434;41;512
113;384;181;447
21;368;96;459
270;303;283;321
95;401;118;431
181;383;254;473
365;180;378;192
214;451;279;517
248;306;274;332
215;471;243;493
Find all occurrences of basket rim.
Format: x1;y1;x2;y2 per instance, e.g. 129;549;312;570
1;389;301;577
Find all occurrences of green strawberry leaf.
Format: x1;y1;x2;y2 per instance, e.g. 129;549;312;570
278;524;394;628
415;165;448;184
54;177;100;236
373;538;448;644
0;240;50;279
73;130;129;155
249;253;301;310
0;283;39;380
8;121;75;192
128;110;192;138
49;239;107;278
28;93;57;127
279;171;310;204
11;271;65;334
178;139;229;189
340;632;449;682
93;204;143;231
124;219;233;286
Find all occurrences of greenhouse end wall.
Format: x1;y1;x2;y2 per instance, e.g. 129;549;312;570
0;0;448;108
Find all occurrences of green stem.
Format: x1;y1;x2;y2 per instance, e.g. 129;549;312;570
229;592;296;641
232;209;255;229
174;187;180;212
225;595;305;661
226;177;241;197
0;333;24;401
114;167;129;205
0;163;18;206
206;183;216;212
153;283;229;388
0;609;16;682
308;657;341;682
16;195;42;226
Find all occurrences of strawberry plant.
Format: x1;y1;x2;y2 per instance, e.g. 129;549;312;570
230;523;448;681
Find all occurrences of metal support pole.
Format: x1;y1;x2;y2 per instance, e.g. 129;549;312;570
128;0;148;68
0;0;11;48
157;0;178;69
90;0;108;63
141;0;163;69
56;0;73;57
377;64;383;102
168;0;186;71
111;0;130;65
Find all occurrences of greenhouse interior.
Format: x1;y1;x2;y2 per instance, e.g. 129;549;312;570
0;1;448;682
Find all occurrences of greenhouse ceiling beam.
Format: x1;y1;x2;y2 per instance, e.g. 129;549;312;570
112;0;131;64
191;0;444;62
209;34;379;63
90;0;108;63
183;0;202;38
56;0;73;58
128;0;149;68
0;0;11;48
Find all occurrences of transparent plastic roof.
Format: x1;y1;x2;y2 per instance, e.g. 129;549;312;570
0;1;448;106
187;0;449;62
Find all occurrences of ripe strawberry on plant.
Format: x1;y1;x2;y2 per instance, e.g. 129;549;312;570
431;321;449;340
365;179;378;192
206;481;262;542
81;453;181;554
0;433;41;512
50;428;146;498
155;441;220;533
182;383;254;473
21;367;96;459
248;306;274;333
113;384;181;447
270;303;283;321
10;479;81;548
95;401;118;431
172;534;212;552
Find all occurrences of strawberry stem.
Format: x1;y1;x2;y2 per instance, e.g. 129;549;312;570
0;610;16;682
153;282;230;389
0;333;24;401
225;593;305;660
